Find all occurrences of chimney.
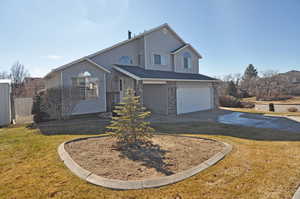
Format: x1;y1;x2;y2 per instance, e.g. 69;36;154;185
128;30;132;39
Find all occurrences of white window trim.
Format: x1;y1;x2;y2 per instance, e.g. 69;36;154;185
182;53;192;69
118;55;134;65
151;52;168;66
72;76;99;100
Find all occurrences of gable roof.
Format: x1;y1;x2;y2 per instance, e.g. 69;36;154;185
114;65;218;82
44;57;110;78
170;44;202;58
44;23;203;78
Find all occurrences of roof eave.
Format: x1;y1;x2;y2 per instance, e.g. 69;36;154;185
171;44;203;59
141;78;219;82
113;66;219;82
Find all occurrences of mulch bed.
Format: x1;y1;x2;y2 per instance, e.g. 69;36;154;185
64;135;225;180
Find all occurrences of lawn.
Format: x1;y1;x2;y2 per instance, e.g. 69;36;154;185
1;122;300;199
241;96;300;104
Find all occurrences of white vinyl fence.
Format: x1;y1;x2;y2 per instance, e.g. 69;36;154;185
14;97;33;124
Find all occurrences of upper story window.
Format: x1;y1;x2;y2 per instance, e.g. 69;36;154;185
183;52;192;69
292;77;300;83
118;56;133;65
153;54;167;65
72;71;98;100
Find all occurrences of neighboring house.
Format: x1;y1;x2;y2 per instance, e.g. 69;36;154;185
281;70;300;84
280;70;300;95
44;23;219;117
22;77;45;97
0;80;11;126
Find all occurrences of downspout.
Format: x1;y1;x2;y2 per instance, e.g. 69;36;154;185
144;35;147;69
60;71;63;119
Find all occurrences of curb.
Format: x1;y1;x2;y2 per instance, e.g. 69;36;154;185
58;135;232;190
293;186;300;199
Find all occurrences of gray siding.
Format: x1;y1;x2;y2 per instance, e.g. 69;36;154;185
145;28;184;71
90;38;144;93
143;84;168;114
174;47;199;74
61;60;107;115
90;38;145;70
44;72;61;89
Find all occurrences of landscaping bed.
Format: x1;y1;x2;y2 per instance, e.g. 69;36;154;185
64;135;225;180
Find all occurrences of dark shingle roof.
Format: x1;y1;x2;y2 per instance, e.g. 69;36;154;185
170;44;188;53
114;65;217;81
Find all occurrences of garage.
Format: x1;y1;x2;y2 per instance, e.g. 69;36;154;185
176;84;212;114
143;83;168;114
0;80;11;126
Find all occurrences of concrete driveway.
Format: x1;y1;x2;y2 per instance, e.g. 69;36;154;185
218;112;300;132
150;109;300;132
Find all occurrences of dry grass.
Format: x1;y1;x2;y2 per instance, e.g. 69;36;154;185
1;123;300;199
241;96;300;104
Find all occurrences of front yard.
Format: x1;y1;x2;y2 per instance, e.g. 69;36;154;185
1;122;300;199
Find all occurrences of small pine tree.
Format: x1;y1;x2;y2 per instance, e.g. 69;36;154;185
243;64;258;80
226;81;238;97
107;88;155;146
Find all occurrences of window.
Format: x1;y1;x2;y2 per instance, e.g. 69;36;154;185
183;52;192;69
72;71;98;99
153;54;167;65
118;56;133;65
119;79;123;91
154;54;161;65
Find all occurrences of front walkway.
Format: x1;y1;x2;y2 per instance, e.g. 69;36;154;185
37;109;300;135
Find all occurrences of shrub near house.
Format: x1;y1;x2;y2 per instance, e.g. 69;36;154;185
107;88;155;146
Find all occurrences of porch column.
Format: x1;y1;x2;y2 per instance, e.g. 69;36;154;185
212;82;219;110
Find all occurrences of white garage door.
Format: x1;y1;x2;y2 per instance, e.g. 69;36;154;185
176;86;212;114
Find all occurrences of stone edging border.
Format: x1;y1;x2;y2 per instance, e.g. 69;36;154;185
57;135;232;190
293;187;300;199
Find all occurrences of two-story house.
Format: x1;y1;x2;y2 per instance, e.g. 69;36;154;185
44;23;219;117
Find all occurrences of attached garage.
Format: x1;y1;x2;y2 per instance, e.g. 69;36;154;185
0;80;11;126
176;83;213;114
143;83;168;114
114;65;219;115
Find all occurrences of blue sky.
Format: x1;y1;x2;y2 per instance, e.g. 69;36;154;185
0;0;299;77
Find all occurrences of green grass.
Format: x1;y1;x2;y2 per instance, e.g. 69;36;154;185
1;122;300;199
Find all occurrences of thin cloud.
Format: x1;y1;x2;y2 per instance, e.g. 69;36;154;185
44;55;63;60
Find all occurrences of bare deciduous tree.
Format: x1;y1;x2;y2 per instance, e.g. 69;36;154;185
255;70;290;100
10;61;30;96
10;61;30;84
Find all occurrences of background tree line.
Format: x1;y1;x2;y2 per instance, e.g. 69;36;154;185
0;61;30;97
218;64;294;107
